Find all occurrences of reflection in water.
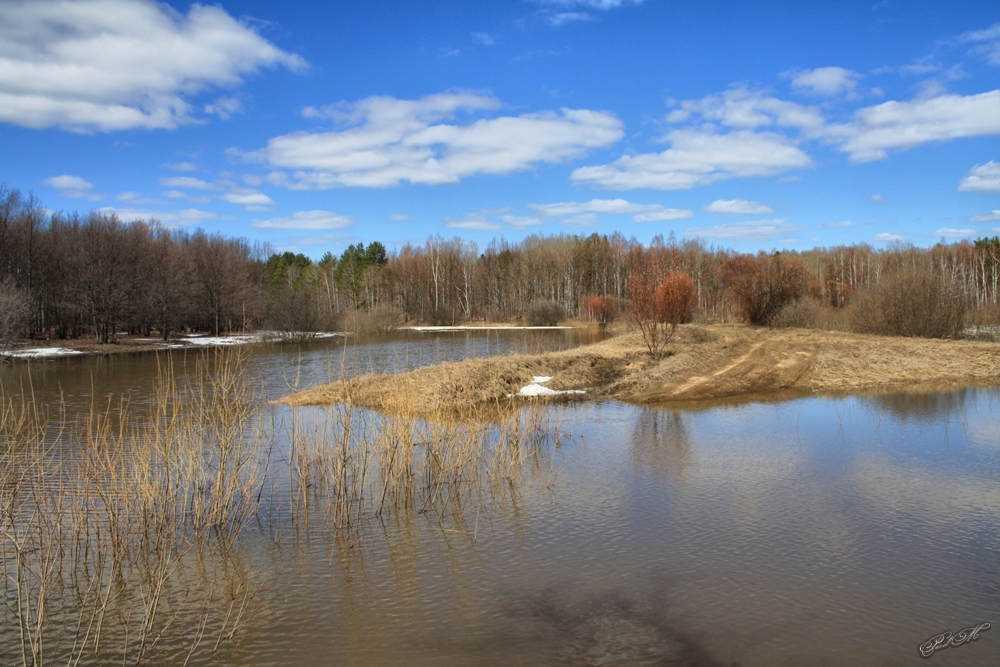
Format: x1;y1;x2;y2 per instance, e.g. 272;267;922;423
869;386;982;422
631;407;691;478
2;336;999;666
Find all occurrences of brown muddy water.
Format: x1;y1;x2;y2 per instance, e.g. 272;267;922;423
1;329;999;666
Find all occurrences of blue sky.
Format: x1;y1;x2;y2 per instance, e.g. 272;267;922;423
1;0;999;257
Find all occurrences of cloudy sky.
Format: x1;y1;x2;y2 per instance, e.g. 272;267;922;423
1;0;999;256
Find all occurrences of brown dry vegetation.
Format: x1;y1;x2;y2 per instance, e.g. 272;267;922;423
279;323;1000;415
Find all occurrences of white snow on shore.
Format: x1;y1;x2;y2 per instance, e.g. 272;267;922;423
2;347;84;359
512;375;585;397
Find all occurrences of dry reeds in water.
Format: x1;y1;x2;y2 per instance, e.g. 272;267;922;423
0;345;561;664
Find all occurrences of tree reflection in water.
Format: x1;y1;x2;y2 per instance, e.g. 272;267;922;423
630;407;691;479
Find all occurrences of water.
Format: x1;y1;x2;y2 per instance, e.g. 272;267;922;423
2;330;998;666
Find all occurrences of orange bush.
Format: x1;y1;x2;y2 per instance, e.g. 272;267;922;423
630;270;695;356
582;294;620;324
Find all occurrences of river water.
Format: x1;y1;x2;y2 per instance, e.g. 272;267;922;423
1;330;998;666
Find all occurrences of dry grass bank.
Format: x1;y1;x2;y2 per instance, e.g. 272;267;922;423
278;324;1000;415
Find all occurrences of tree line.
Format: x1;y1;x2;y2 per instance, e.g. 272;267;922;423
2;184;999;344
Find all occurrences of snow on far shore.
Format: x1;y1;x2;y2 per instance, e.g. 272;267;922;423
2;347;84;359
512;375;585;398
181;331;343;346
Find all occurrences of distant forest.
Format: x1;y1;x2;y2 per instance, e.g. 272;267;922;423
1;184;999;343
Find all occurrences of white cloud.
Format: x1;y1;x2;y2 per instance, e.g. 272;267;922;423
162;190;187;199
502;215;544;229
817;220;853;229
682;218;803;241
276;234;359;253
0;0;305;132
870;194;884;203
100;206;228;227
388;214;411;222
44;174;92;191
43;174;101;200
703;199;773;215
834;91;1000;162
165;162;197;171
789;67;861;97
159;176;218;190
529;198;692;222
959;23;1000;67
221;192;275;209
933;227;975;238
538;0;643;8
873;232;904;242
247;92;622;189
665;88;826;136
572;129;812;190
471;32;495;46
204;96;242;120
958;161;1000;193
443;208;507;231
548;12;593;26
252;210;353;230
969;211;1000;222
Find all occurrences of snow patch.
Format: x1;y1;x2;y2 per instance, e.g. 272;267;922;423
512;376;585;397
3;347;84;358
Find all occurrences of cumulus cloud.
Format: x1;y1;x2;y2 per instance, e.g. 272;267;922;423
833;91;1000;162
703;199;773;215
43;174;102;200
529;198;692;222
664;87;826;135
221;192;275;210
252;210;353;230
958;161;1000;193
873;232;904;242
165;162;197;171
572;129;812;190
388;214;411;222
100;206;228;226
247;92;622;189
870;194;884;203
817;220;853;229
969;210;1000;222
0;0;305;132
682;218;803;241
788;67;861;97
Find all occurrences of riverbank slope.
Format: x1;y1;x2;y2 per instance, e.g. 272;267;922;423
278;324;1000;415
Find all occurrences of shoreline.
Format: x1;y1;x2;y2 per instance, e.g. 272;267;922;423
277;324;1000;416
0;325;584;362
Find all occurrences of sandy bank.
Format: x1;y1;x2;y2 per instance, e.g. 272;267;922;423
278;324;1000;415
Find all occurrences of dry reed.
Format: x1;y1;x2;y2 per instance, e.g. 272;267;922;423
0;345;559;665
